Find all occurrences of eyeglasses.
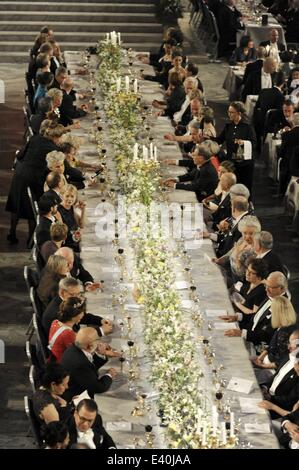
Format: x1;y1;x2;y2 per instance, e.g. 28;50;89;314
265;284;281;289
77;414;94;424
246;268;257;275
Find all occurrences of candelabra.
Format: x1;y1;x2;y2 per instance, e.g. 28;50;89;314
145;425;155;448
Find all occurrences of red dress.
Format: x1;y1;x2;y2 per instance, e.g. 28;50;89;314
48;320;75;363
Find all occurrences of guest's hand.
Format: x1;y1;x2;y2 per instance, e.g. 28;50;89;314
219;314;238;322
85;282;102;292
152;100;160;109
76;200;86;210
70;120;81;129
162;178;176;186
80;104;89;111
78;93;86;100
163;159;177;165
258;400;274;411
164;133;175;141
217;219;230;232
104;345;122;358
107;368;118;378
101;318;113;335
224;328;241;337
234;139;244;145
284;421;299;434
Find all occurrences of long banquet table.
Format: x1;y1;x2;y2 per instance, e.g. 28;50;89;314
64;49;279;449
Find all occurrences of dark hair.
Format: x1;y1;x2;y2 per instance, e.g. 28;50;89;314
247;257;269;279
39;42;53;54
77;398;98;414
41;421;68;448
60;142;75;154
186;63;198;76
169;72;182;87
40;363;69;389
230;101;246;115
283;99;295;107
37;96;53;114
36;71;54;87
164;38;177;47
58;297;86;323
172;48;183;59
273;70;285;87
38;193;57;215
70;443;89;449
240;35;252;49
168;28;183;46
46;171;62;190
55;66;68;77
36;53;50;69
220;160;236;173
40;26;51;35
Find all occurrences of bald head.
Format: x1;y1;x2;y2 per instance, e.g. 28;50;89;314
220;172;237;191
56;246;74;270
266;271;288;298
75;327;99;352
61;77;73;91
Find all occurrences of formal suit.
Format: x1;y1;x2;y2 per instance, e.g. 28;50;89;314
71;255;94;286
242;69;276;101
67;414;116;449
259;250;284;275
259;40;286;52
279;127;299;193
216;211;248;258
242;297;276;350
211;193;232;229
266;109;292;135
59;90;86;126
30;112;47;135
36;216;53;248
43;189;62;205
42;295;103;338
164;86;186;119
176;160;218;202
61;344;112;401
266;357;299;418
254;87;284;127
243;59;263;86
217;3;244;57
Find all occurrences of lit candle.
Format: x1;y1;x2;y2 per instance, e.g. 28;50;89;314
154;146;158;162
116;77;121;93
144;147;149;163
212;405;218;437
106;32;110;42
230;412;235;438
220;422;227;445
133;78;138;94
125;76;130;92
149;142;154;159
112;31;117;46
201;422;207;446
117;32;121;45
133;143;138;160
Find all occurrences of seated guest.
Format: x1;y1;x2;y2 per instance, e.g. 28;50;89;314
48;297;86;363
229;35;257;66
58;184;85;253
173;77;198;125
203;171;237;229
287;67;299;95
152;72;186;119
30;96;54;135
41;222;68;264
45;151;67;192
35;53;51;75
214;101;256;192
185;63;204;94
50;66;68;91
242;57;278;102
36;193;60;249
41;421;70;449
142;39;176;88
253;231;284;274
61;327;119;400
257;330;299;419
136;27;180;67
252;297;298;382
32;363;72;424
46;150;86;191
163;142;218;202
42;277;112;338
222;271;288;354
34;71;54;109
31;29;50;58
47;88;63;121
37;254;69;307
260;28;286;54
44;171;64;204
49;39;66;75
68;399;116;449
60;141;100;172
59;78;87;127
217;0;245;58
230;258;268;314
55;247;101;292
168;50;186;83
266;99;295;134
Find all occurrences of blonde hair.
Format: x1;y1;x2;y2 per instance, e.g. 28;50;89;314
63;184;78;202
47;88;63;100
60;133;85;149
46;150;65;169
46;254;68;275
189;88;202;101
40;120;66;139
271;297;297;328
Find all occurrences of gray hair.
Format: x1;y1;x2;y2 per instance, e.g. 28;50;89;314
58;276;81;292
55;66;67;77
238;215;261;233
221;172;237;187
47;88;63;100
268;271;288;290
194;142;213;160
230;183;250;200
46;150;65;169
231;196;249;213
254;231;273;250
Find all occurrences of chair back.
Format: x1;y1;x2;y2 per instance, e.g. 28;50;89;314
27;187;38;222
26;340;45;370
29;286;44;318
24;266;39;293
24;396;43;448
32;313;49;362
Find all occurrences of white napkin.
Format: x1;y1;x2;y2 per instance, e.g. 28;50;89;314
227;377;255;394
243;140;252;160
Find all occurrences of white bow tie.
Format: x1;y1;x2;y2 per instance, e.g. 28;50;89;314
77;429;96;449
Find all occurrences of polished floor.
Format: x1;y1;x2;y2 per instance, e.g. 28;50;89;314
0;16;298;448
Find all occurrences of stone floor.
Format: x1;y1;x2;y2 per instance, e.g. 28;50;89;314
0;10;298;449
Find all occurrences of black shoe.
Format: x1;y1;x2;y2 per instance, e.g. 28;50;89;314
7;234;19;244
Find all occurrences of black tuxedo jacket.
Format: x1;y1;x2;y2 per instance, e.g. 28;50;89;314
242;69;276;101
42;295;103;338
244;298;275;347
61;345;112;401
262;250;284;275
67;414;116;449
259;40;286;52
254;87;284;123
243;59;263;86
280;127;299;160
268;357;299;412
266;109;291;134
216;212;248;258
36;216;53;248
43;189;62;205
71;255;94;286
59;90;86;126
212;193;232;228
176;160;218;202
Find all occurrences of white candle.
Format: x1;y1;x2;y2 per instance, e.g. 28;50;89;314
106;33;109;42
116;77;121;93
144;147;149;163
117;32;121;45
212;405;218;437
125;76;130;92
154;146;158;162
201;423;207;446
133;78;138;94
220;422;227;445
149;142;154;159
230;412;235;438
133;143;138;160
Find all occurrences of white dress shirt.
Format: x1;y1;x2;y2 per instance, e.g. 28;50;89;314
269;359;294;395
77;428;96;449
261;69;272;90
